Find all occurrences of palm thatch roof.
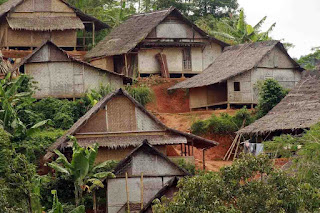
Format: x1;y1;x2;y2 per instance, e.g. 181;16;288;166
15;40;129;80
112;140;191;176
7;16;84;31
85;7;227;60
238;72;320;135
170;40;303;90
44;88;218;160
0;0;108;31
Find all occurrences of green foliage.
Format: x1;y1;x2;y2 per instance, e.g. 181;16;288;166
125;85;154;106
196;9;275;45
13;129;64;165
153;154;320;213
297;46;320;70
176;159;196;175
256;79;289;118
0;128;10;176
191;107;255;135
48;190;85;213
48;138;115;206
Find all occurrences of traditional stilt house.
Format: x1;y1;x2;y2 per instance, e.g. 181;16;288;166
16;40;128;98
106;140;189;213
170;41;304;110
44;88;218;163
238;72;320;140
85;7;228;78
0;0;108;50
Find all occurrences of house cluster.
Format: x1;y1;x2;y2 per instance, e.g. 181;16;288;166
0;0;313;212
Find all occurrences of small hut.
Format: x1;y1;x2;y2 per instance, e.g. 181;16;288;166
16;40;128;99
106;140;189;213
0;0;108;50
44;88;218;164
238;72;320;140
85;7;227;78
170;41;303;110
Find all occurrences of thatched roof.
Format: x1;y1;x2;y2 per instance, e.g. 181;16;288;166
112;140;191;176
170;40;303;90
238;73;320;135
15;40;129;80
71;134;187;149
0;0;108;31
85;7;228;60
44;88;218;160
7;16;84;31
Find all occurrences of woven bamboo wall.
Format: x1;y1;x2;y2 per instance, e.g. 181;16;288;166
107;96;137;132
78;109;107;133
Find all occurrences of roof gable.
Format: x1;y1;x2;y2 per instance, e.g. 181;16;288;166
113;140;190;177
85;7;227;59
170;41;303;90
44;88;218;160
17;40;126;78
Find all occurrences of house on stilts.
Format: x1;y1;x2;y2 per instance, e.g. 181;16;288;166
15;40;129;99
85;7;228;78
44;88;218;165
170;40;303;110
238;71;320;141
0;0;108;63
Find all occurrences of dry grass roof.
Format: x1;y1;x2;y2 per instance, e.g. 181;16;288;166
7;16;84;31
170;40;302;90
238;72;320;135
44;88;218;160
85;7;227;59
0;0;108;31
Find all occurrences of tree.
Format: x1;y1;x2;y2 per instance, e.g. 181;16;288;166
192;0;238;19
153;154;320;212
48;137;115;206
204;9;276;45
297;47;320;70
256;79;288;118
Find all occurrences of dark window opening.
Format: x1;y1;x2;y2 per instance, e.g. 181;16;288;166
182;48;192;70
234;82;240;91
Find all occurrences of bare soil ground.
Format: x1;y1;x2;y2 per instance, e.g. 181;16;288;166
138;77;237;171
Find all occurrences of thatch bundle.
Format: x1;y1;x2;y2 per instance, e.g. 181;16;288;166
7;17;84;31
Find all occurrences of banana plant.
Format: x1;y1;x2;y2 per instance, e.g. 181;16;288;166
48;137;115;206
49;190;85;213
0;73;52;138
211;9;276;44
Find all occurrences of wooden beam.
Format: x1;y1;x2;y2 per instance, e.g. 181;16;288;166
180;144;183;156
125;172;130;212
124;54;129;76
140;172;144;210
92;22;95;46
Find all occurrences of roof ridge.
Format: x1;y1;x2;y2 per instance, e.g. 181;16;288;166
130;7;173;17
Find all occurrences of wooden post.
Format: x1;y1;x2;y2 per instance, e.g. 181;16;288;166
92;22;95;46
191;140;194;156
140;172;144;210
106;181;108;213
180;144;183;156
188;145;190;156
203;149;206;170
124;54;129;76
125;172;130;212
184;144;187;156
93;190;97;213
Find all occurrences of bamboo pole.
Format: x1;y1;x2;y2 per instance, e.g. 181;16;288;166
125;172;130;212
92;22;95;46
93;190;97;213
124;54;129;76
224;134;239;161
140;172;144;210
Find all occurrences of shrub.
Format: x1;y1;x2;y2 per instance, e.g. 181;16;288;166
256;79;289;118
0;128;11;176
191;107;255;135
13;129;64;165
125;85;154;106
